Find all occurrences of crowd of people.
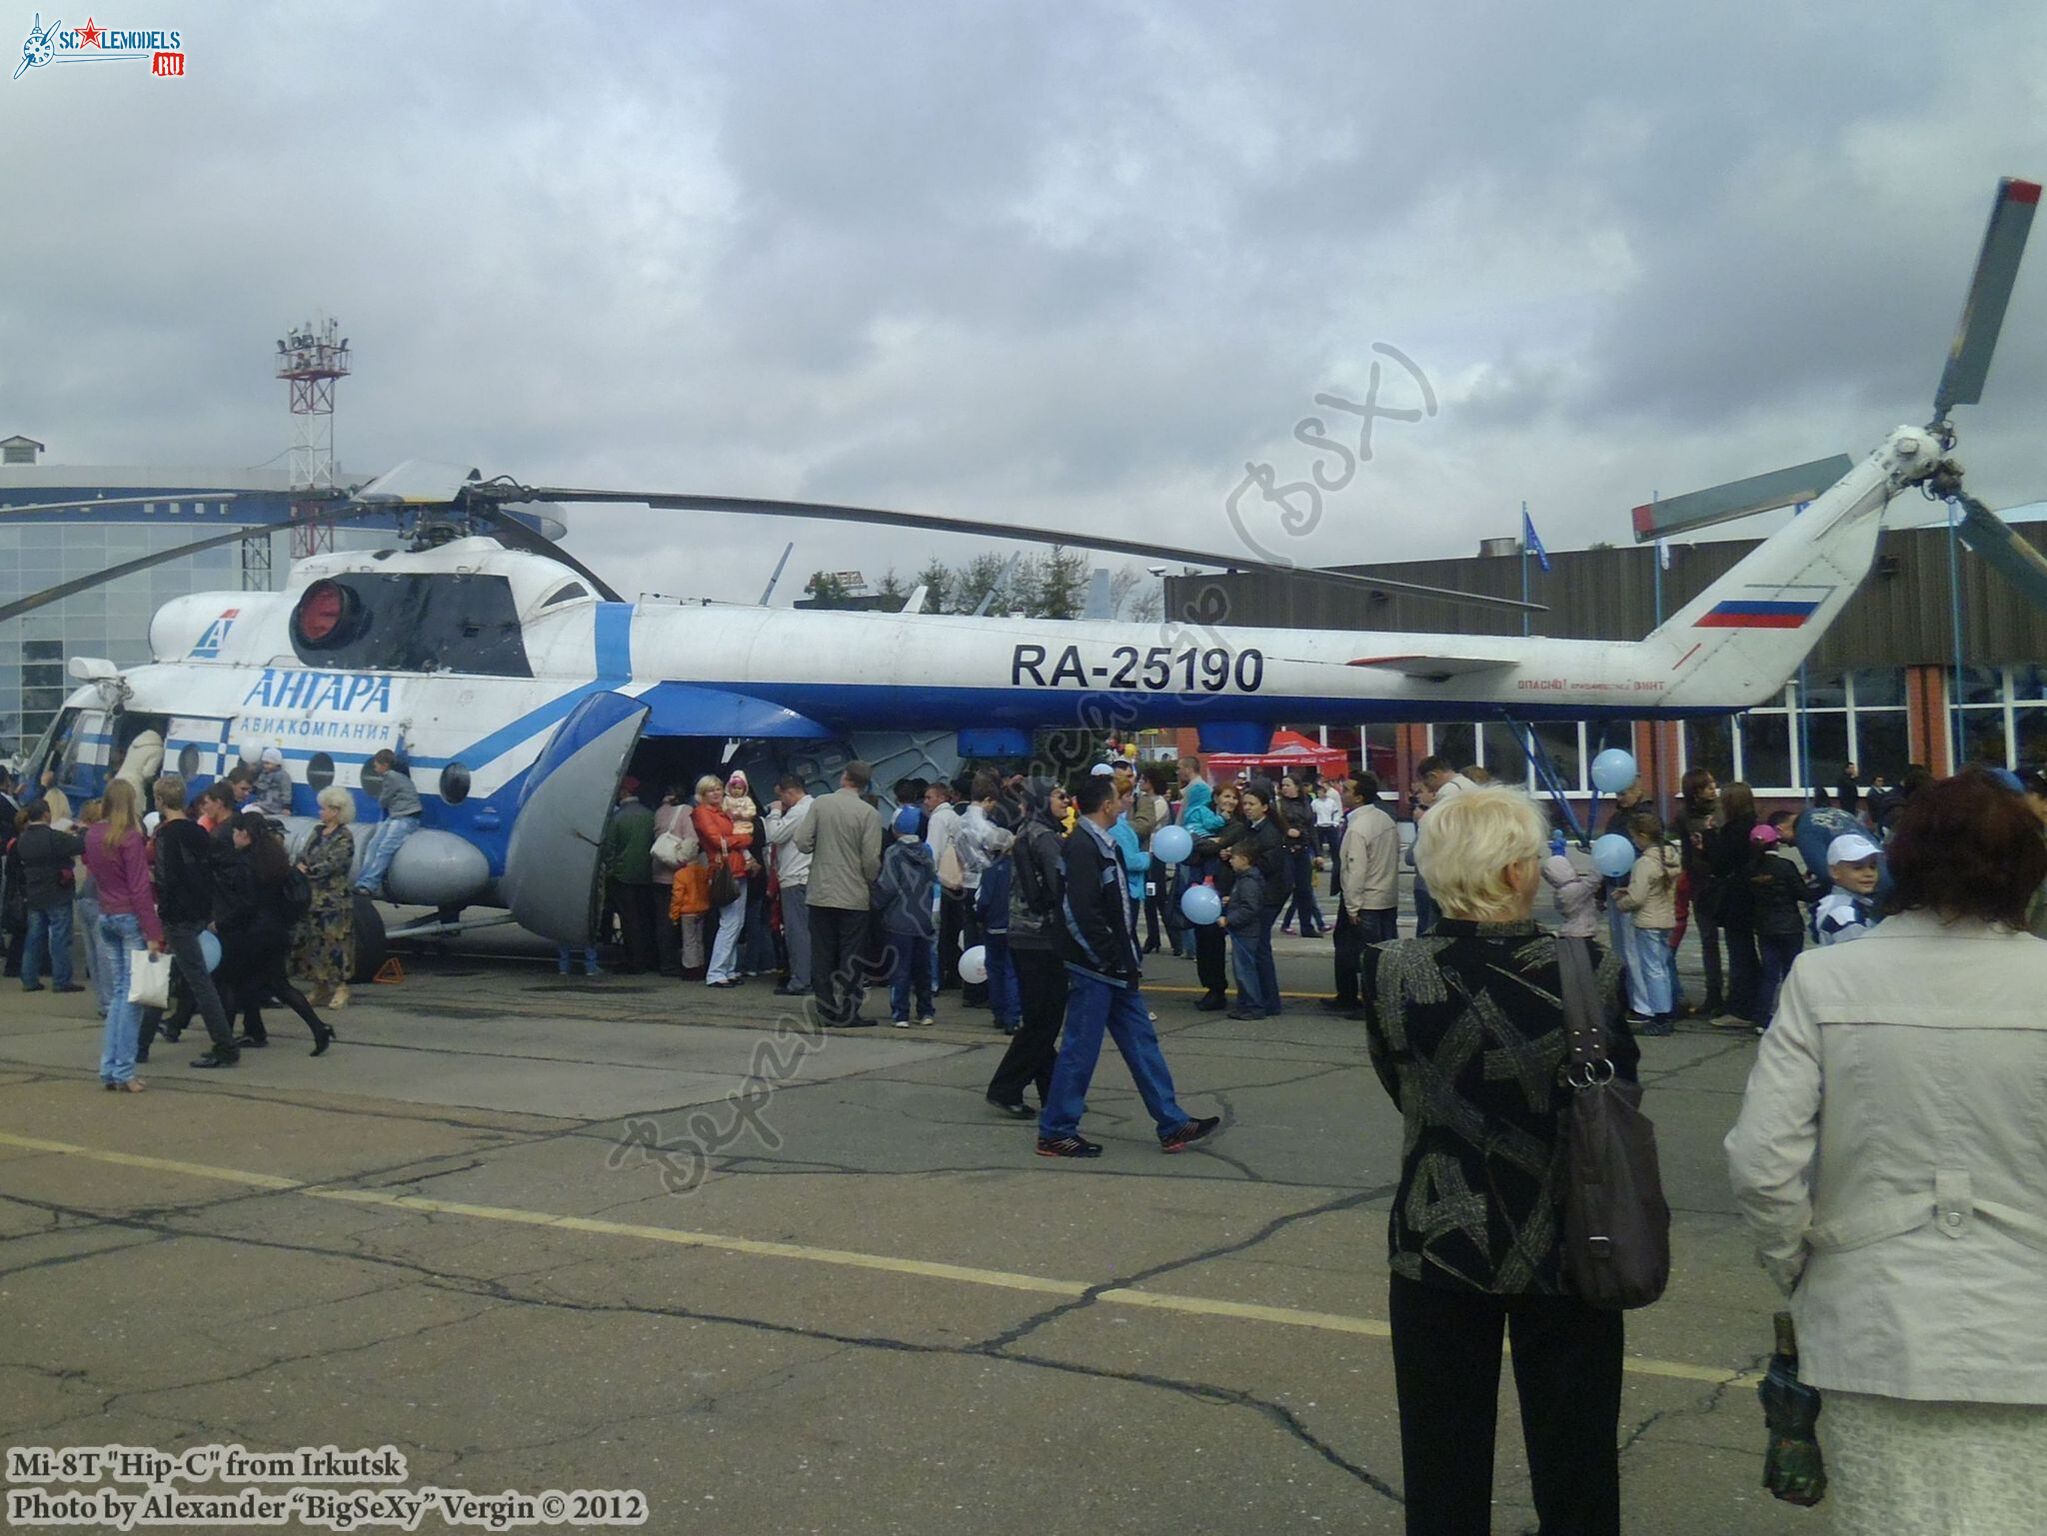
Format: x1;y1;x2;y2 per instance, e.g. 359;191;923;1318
11;739;2047;1527
1356;766;2047;1533
2;755;348;1086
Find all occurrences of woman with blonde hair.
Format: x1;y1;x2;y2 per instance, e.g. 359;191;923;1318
294;786;357;1008
1361;785;1634;1535
692;774;752;987
82;779;161;1091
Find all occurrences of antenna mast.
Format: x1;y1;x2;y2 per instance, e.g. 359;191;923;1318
274;314;352;577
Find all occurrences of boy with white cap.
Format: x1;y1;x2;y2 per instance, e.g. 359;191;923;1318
1813;832;1882;945
253;748;295;815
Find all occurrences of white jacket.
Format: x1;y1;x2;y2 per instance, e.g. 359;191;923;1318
1339;804;1399;914
1724;912;2047;1403
765;795;814;888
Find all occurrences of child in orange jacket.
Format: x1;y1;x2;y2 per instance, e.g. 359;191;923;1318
669;860;712;976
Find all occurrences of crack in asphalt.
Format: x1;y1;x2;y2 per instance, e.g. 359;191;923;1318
8;1195;1406;1506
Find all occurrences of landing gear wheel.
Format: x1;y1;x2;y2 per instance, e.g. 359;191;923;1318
350;895;388;984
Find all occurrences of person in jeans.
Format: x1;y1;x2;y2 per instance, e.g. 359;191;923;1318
986;782;1069;1116
692;775;751;988
1212;780;1286;1017
82;780;161;1092
15;799;84;994
1677;767;1725;1016
1615;808;1680;1034
354;749;422;897
1036;774;1220;1159
1747;823;1808;1031
876;806;937;1027
145;774;239;1069
1361;785;1635;1536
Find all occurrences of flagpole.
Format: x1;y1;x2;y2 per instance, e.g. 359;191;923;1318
1520;500;1530;638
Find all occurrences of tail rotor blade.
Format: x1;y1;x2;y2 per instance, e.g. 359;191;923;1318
1933;176;2041;418
1952;493;2047;616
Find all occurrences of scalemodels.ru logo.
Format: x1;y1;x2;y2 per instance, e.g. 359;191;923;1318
14;13;186;80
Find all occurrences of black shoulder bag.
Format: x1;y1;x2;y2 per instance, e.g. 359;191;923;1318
1556;935;1672;1309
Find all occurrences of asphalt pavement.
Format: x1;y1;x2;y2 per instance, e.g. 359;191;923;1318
0;917;1811;1535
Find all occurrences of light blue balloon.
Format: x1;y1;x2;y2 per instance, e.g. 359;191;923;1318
1151;824;1194;865
1590;748;1639;794
1592;833;1638;880
198;929;222;973
1179;883;1222;926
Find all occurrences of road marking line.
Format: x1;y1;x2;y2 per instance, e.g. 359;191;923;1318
0;1131;1752;1385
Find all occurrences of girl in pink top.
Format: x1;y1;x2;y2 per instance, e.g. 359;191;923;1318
82;781;160;1091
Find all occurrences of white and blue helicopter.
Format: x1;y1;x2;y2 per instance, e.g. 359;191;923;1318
7;179;2040;972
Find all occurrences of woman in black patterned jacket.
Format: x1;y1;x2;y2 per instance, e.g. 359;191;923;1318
1361;784;1638;1536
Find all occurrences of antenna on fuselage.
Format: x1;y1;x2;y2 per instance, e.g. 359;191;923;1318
758;541;795;606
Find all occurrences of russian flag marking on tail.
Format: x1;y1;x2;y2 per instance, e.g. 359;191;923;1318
1695;599;1822;629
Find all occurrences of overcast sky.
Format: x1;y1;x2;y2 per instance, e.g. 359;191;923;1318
4;1;2045;603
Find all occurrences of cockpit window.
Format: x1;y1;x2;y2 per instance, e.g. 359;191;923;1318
540;582;590;609
287;573;533;677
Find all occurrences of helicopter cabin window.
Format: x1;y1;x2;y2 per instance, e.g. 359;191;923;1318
539;582;590;609
289;573;533;677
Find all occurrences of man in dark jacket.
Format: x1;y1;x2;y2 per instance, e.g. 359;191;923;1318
1035;775;1219;1159
1;770;25;979
148;774;240;1068
986;782;1069;1117
15;800;84;993
601;781;658;973
1676;768;1724;1017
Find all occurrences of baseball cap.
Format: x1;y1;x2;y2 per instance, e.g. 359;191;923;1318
1089;763;1116;777
893;805;921;836
1748;823;1780;847
1827;832;1880;866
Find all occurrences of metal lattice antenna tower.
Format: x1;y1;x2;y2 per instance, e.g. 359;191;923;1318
274;314;352;573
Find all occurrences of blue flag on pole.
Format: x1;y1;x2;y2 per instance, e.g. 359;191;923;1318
1522;507;1551;573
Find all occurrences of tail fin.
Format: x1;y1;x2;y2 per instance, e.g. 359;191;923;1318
1655;428;1938;707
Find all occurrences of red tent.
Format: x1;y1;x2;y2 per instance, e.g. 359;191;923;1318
1201;730;1350;784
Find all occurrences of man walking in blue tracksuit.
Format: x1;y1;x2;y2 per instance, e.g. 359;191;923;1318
1035;774;1221;1159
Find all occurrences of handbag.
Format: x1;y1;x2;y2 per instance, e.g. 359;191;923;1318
1556;934;1671;1309
127;949;173;1011
651;829;694;868
708;857;739;909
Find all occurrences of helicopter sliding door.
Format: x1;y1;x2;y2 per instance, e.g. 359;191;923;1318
498;690;649;948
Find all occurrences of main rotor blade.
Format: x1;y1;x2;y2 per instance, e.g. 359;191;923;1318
466;503;623;603
1952;492;2047;615
0;505;385;626
512;488;1546;613
0;490;246;517
1934;176;2041;417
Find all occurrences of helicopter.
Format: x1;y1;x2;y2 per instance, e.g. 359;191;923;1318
4;177;2038;969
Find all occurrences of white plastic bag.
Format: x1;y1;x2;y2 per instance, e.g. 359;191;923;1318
127;950;172;1011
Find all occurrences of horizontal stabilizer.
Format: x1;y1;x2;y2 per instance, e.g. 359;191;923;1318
1345;653;1515;682
1632;456;1854;542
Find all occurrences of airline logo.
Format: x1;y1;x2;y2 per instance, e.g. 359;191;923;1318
1695;598;1823;630
189;608;239;658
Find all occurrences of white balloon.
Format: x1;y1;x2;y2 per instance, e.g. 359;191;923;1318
958;945;988;985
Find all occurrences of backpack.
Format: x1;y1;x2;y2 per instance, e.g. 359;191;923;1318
281;865;313;921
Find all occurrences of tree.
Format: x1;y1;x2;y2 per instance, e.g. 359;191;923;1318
1109;563;1163;622
1027;545;1088;619
954;552;1015;616
803;570;858;608
913;558;954;615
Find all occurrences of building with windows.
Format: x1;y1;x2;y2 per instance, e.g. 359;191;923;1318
1166;516;2047;817
0;440;565;757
